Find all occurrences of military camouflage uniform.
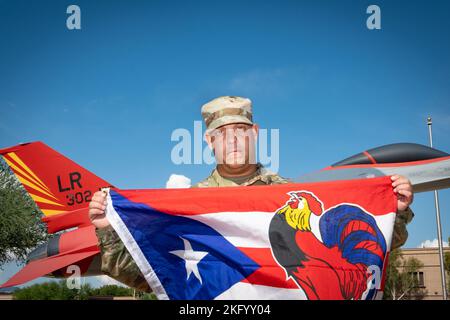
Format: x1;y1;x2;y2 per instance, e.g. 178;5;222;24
192;163;289;187
96;225;152;292
95;95;414;292
392;207;414;250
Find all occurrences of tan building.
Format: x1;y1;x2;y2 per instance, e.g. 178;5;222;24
399;247;450;300
0;293;13;300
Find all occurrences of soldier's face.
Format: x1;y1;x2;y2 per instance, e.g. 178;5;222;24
208;123;258;167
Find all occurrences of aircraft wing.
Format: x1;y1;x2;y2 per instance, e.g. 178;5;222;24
297;143;450;193
0;226;99;288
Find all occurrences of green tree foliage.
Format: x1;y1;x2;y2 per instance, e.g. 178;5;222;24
0;158;48;269
13;280;138;300
89;284;133;297
135;291;158;300
384;249;427;300
13;281;92;300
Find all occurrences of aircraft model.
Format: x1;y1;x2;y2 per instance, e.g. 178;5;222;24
0;141;449;288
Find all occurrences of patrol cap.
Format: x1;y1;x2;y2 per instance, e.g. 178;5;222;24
201;96;253;131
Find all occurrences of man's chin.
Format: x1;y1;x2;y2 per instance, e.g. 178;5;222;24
223;153;244;166
223;162;246;169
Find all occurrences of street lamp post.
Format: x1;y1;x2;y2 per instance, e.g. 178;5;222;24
427;116;448;300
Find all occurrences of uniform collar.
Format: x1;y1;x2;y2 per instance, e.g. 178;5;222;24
210;163;265;186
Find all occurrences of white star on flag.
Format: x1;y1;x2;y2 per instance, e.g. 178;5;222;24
170;237;209;284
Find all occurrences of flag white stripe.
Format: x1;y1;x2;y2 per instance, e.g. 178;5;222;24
188;211;275;248
215;282;307;300
187;211;396;249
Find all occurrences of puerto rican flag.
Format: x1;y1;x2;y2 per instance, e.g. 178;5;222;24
105;176;397;300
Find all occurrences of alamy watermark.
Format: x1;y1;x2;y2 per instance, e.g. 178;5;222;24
65;264;81;289
170;121;280;173
367;5;381;30
66;5;81;30
64;4;381;31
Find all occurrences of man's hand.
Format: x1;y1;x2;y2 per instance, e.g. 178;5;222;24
89;190;110;229
391;175;414;212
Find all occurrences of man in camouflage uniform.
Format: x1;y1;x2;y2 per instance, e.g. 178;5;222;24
88;96;414;293
193;96;288;188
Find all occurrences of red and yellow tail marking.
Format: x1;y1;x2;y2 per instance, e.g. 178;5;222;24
3;152;66;216
39;209;67;216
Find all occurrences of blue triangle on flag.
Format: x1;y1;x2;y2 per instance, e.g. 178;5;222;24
111;191;260;299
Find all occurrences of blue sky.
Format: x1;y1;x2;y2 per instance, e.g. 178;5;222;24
1;0;449;288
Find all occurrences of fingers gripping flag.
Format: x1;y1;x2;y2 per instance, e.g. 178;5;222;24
104;177;397;300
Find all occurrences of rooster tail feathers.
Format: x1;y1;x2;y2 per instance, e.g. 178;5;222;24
319;205;387;268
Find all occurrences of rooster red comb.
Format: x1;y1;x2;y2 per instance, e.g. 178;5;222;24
296;192;323;215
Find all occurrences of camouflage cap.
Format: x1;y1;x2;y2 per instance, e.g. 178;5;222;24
201;96;253;131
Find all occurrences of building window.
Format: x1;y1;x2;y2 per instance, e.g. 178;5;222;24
409;271;425;288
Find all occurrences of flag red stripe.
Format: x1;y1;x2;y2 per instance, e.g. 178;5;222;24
115;176;396;216
238;247;299;289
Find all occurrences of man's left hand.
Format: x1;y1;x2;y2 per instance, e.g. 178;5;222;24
391;175;414;212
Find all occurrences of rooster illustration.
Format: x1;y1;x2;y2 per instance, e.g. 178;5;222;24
269;191;387;300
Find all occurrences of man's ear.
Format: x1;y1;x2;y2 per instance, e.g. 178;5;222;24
252;124;259;142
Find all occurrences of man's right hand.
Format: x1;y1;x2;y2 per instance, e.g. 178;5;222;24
89;190;111;229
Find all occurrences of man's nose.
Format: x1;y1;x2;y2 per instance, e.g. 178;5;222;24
225;131;238;144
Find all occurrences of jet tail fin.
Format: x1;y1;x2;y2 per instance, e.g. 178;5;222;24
0;141;114;233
